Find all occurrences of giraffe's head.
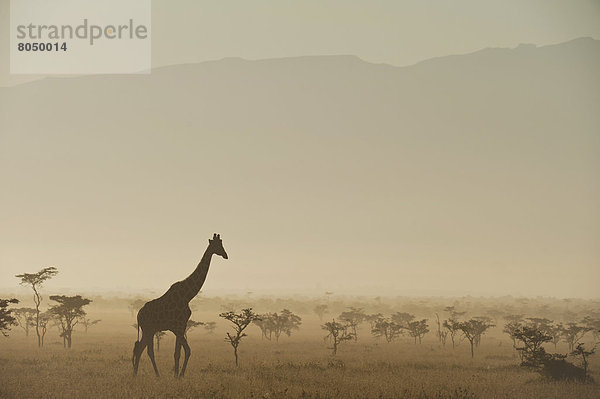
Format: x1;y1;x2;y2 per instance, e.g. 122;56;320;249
209;233;228;259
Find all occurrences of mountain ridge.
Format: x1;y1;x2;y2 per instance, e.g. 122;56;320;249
2;36;598;90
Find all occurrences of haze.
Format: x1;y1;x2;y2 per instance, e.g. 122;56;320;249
0;1;599;298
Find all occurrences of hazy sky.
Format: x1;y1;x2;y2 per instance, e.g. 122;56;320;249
1;1;599;299
2;0;600;85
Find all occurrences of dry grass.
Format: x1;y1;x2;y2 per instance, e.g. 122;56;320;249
1;316;598;399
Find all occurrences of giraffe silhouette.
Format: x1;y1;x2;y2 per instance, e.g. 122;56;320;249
132;233;228;377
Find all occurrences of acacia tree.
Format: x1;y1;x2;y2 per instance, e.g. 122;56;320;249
503;321;522;348
512;325;553;368
339;307;366;342
185;320;204;337
272;309;302;342
391;312;415;327
128;299;147;318
525;317;553;331
254;313;276;340
443;318;462;349
13;307;36;337
570;343;595;380
80;318;101;333
562;322;592;352
313;304;328;321
581;316;600;342
405;319;429;344
322;319;354;355
366;313;384;330
15;266;58;347
219;308;260;366
512;325;587;381
254;310;302;342
0;298;19;337
473;316;495;347
48;295;91;348
546;323;563;350
38;311;51;346
155;331;167;351
371;316;402;343
458;319;494;358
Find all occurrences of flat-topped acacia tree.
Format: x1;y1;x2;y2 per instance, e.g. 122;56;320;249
15;267;58;347
458;318;494;358
185;320;204;337
81;318;101;333
48;295;91;348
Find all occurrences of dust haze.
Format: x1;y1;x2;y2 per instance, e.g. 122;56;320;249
2;2;600;398
2;37;599;298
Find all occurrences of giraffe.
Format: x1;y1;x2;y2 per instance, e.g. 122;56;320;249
132;233;228;377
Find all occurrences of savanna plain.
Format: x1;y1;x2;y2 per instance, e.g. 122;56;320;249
1;295;599;399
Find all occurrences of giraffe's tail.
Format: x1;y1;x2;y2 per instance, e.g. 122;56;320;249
132;340;141;367
132;324;141;367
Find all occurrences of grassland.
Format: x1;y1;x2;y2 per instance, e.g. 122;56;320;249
1;306;598;399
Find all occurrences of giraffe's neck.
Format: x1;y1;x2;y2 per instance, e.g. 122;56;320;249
181;247;213;303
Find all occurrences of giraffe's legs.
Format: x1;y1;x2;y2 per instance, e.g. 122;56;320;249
133;333;150;377
146;334;160;377
179;336;192;378
173;335;182;377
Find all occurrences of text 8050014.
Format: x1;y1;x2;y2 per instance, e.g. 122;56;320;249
17;42;67;51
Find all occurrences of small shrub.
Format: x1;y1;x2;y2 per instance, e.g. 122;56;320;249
540;357;586;382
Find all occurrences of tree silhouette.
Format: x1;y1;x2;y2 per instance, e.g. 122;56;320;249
472;316;495;347
562;322;592;352
570;343;595;380
322;319;354;355
80;318;101;333
405;319;429;344
443;307;466;349
155;331;167;351
391;312;415;327
15;266;58;347
185;320;204;337
219;308;260;366
13;307;36;337
503;321;522;348
128;299;146;318
370;316;402;343
365;313;384;330
0;298;19;337
48;295;91;348
458;319;494;358
512;324;554;368
254;313;276;340
339;307;366;342
38;311;50;346
271;309;302;342
581;316;600;342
